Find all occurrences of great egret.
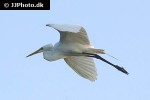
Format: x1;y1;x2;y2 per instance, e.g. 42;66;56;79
27;24;128;81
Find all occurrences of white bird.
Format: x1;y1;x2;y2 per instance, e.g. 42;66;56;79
27;24;128;81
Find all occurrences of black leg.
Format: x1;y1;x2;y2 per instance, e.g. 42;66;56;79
85;53;129;75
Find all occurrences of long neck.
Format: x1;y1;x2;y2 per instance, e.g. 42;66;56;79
43;49;64;61
43;50;54;61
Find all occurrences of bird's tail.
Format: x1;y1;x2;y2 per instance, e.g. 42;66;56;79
87;48;105;54
87;48;118;60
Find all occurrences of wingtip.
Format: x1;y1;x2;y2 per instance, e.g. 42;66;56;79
46;24;50;26
46;24;55;26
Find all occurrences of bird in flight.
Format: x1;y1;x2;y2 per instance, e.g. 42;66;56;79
27;24;128;81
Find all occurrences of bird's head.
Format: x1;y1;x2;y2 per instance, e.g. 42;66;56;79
26;44;53;57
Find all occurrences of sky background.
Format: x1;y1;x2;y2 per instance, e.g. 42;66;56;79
0;0;150;100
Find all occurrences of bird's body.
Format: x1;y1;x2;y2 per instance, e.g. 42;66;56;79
27;24;128;81
42;41;94;61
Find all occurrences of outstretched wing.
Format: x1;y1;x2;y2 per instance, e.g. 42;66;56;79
64;56;97;81
46;24;91;45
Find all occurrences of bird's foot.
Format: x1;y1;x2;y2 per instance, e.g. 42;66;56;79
114;65;129;75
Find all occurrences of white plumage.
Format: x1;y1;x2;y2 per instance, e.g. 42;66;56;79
64;56;97;81
47;24;81;33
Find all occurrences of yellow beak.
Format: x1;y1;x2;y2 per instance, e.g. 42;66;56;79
26;47;43;57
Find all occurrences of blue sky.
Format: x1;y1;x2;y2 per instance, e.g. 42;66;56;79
0;0;150;100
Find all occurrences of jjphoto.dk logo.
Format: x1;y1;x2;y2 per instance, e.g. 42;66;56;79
5;2;44;8
0;0;50;10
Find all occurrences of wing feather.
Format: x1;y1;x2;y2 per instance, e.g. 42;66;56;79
47;24;91;45
64;56;97;81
